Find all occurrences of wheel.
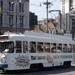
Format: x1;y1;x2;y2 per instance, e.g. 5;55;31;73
67;62;71;67
63;61;71;67
30;64;39;71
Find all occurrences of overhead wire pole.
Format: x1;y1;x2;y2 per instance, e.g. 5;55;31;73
43;0;53;33
30;0;55;33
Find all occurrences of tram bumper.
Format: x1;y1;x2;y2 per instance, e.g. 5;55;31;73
0;53;8;69
0;64;8;68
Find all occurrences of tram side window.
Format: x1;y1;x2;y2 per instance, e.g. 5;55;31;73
57;44;62;53
73;45;75;53
29;42;36;53
67;44;72;53
43;43;50;53
37;42;43;53
23;41;28;53
63;44;67;53
16;41;22;53
51;43;56;53
6;42;14;53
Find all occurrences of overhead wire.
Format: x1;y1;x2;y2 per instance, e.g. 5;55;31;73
30;0;58;20
30;0;57;8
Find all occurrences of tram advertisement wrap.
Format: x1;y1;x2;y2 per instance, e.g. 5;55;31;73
15;55;30;67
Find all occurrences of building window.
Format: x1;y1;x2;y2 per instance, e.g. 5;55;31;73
19;3;24;12
0;1;3;12
9;15;13;26
69;0;73;11
19;16;24;27
9;2;14;11
0;14;2;26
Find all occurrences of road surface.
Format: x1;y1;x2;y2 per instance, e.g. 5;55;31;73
0;64;75;75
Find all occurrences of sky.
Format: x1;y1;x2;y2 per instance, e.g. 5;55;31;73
30;0;60;20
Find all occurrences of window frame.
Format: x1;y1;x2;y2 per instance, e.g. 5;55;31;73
62;44;67;53
29;41;36;53
19;16;24;27
51;43;56;53
23;41;28;53
56;43;62;53
16;41;22;53
9;15;13;26
9;2;14;11
0;1;3;12
0;14;2;26
19;3;24;12
37;42;43;53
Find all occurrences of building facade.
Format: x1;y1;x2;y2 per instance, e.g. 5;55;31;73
0;0;29;34
60;0;74;14
29;12;38;30
60;0;75;38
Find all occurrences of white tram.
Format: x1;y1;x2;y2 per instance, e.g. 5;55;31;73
0;31;75;71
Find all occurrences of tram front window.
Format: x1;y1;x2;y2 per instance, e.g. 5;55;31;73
0;41;14;53
0;42;4;52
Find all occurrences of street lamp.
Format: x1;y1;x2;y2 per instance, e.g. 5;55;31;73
43;0;52;33
11;0;22;33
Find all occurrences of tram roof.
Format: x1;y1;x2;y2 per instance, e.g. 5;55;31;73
0;31;73;44
0;31;73;43
24;31;72;40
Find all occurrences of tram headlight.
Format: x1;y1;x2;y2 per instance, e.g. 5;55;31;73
1;57;6;63
1;54;6;63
